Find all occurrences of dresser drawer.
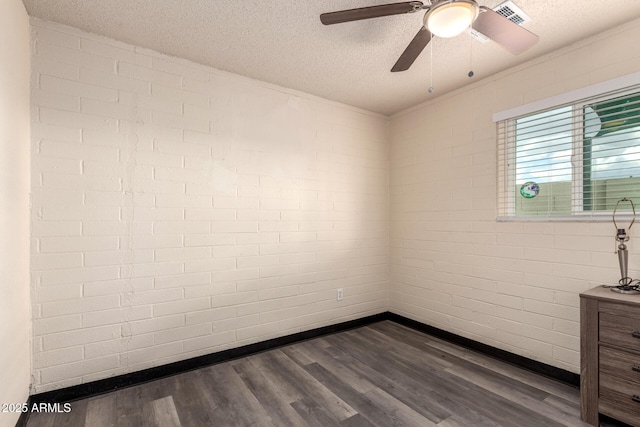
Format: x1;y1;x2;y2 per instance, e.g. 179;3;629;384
599;372;640;426
599;346;640;383
599;312;640;351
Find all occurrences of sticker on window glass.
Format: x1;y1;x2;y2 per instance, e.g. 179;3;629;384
520;181;540;199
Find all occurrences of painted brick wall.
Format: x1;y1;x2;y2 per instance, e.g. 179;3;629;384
30;19;389;392
389;18;640;373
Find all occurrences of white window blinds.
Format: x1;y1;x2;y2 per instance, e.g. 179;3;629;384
497;87;640;219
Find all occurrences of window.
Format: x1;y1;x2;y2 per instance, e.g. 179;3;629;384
497;87;640;219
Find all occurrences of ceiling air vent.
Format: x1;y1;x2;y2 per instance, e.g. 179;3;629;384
493;1;532;25
468;1;531;43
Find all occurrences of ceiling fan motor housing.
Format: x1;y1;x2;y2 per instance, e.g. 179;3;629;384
424;0;479;38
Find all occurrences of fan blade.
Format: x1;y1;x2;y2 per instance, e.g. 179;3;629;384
472;6;538;55
320;1;423;25
391;26;431;72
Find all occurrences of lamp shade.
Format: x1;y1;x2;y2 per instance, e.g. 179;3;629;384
425;0;479;38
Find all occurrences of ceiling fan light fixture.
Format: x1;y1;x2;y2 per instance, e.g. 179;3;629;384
425;0;479;38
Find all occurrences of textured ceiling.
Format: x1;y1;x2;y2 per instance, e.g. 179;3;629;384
22;0;640;115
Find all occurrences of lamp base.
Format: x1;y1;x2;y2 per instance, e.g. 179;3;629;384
610;284;640;294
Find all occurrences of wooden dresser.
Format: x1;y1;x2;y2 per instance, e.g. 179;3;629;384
581;286;640;426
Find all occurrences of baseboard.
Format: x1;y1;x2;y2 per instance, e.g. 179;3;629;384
387;312;580;388
26;312;387;407
23;310;579;420
14;406;31;427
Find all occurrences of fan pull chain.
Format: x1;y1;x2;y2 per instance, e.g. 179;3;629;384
468;32;475;78
428;32;434;93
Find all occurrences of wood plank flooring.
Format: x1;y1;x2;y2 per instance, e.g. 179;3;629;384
26;321;628;426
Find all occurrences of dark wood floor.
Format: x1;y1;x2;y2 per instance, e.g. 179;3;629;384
26;321;627;426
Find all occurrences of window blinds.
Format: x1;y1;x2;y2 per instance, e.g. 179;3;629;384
497;87;640;219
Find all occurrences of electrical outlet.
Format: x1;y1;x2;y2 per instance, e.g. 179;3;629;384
337;288;343;301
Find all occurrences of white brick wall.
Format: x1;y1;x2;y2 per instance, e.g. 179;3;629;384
389;19;640;373
30;19;389;392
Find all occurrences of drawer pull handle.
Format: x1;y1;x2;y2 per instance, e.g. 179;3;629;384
634;395;640;403
632;331;640;338
633;365;640;373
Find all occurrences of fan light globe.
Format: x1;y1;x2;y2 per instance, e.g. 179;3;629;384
425;0;479;38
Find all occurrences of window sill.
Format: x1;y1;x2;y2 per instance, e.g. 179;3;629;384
497;213;636;223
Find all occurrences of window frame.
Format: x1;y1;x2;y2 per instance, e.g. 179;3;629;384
495;74;640;221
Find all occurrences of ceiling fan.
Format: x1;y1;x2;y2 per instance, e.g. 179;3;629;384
320;0;538;72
